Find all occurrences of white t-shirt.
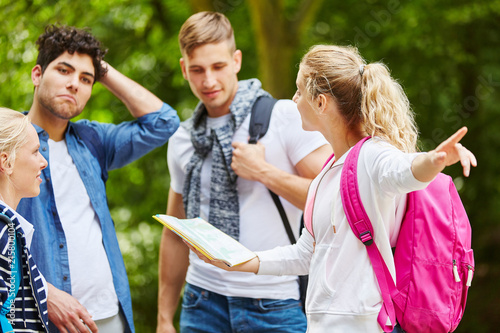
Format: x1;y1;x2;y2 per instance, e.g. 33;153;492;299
49;139;119;321
168;99;328;299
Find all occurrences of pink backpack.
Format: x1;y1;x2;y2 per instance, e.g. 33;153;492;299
340;137;474;333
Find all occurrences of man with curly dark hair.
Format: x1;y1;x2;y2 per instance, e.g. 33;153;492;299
35;25;108;82
17;24;180;333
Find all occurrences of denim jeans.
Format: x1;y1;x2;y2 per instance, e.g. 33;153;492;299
391;324;404;333
180;283;307;333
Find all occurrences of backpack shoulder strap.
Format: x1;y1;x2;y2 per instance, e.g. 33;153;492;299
269;191;297;244
248;96;277;144
72;122;108;183
340;137;374;244
247;96;298;244
340;137;398;332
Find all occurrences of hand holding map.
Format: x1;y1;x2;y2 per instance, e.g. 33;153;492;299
153;214;257;267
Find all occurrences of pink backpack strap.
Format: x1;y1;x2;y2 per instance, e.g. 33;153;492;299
340;137;398;332
323;153;335;169
304;191;315;237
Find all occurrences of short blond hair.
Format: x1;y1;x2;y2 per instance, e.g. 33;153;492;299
0;108;31;167
300;45;418;153
179;11;236;57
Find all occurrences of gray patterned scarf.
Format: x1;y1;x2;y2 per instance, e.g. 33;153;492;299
182;79;269;240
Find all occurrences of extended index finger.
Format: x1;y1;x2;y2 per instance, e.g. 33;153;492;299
436;127;468;151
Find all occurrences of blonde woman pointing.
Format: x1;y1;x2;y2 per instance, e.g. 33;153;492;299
189;45;477;333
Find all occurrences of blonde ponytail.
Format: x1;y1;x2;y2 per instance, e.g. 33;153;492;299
360;63;418;153
300;45;418;153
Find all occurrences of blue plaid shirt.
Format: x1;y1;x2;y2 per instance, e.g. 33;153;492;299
17;103;179;332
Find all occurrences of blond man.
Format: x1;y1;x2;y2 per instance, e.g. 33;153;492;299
157;12;331;333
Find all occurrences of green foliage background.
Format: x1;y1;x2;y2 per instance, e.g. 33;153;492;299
1;0;499;332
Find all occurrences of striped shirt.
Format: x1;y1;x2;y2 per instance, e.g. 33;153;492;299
0;203;49;332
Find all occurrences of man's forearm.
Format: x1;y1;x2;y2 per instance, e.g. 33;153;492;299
157;226;190;330
256;164;311;209
99;63;163;118
157;189;190;332
231;143;331;210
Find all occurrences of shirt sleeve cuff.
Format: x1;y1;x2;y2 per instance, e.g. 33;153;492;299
137;102;178;121
255;249;283;275
405;152;432;190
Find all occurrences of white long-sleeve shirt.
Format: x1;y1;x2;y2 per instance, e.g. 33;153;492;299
257;138;429;332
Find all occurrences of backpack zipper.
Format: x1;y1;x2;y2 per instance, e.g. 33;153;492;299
452;259;461;282
466;265;474;287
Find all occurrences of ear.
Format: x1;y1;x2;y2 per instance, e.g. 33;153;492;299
31;65;43;87
233;50;242;74
180;58;188;80
0;152;13;176
316;94;328;114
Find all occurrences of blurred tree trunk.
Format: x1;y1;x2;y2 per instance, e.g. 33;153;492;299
186;0;325;98
187;0;214;13
246;0;325;98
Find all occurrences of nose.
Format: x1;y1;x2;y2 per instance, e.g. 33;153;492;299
40;154;48;171
66;75;79;92
292;92;298;103
203;70;216;88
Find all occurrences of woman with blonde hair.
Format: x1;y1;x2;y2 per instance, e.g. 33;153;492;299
188;45;477;332
0;108;49;332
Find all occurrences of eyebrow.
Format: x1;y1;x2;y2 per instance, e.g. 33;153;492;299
212;61;228;67
189;61;227;69
58;61;95;79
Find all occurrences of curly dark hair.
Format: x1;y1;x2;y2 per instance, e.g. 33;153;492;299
36;24;108;82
